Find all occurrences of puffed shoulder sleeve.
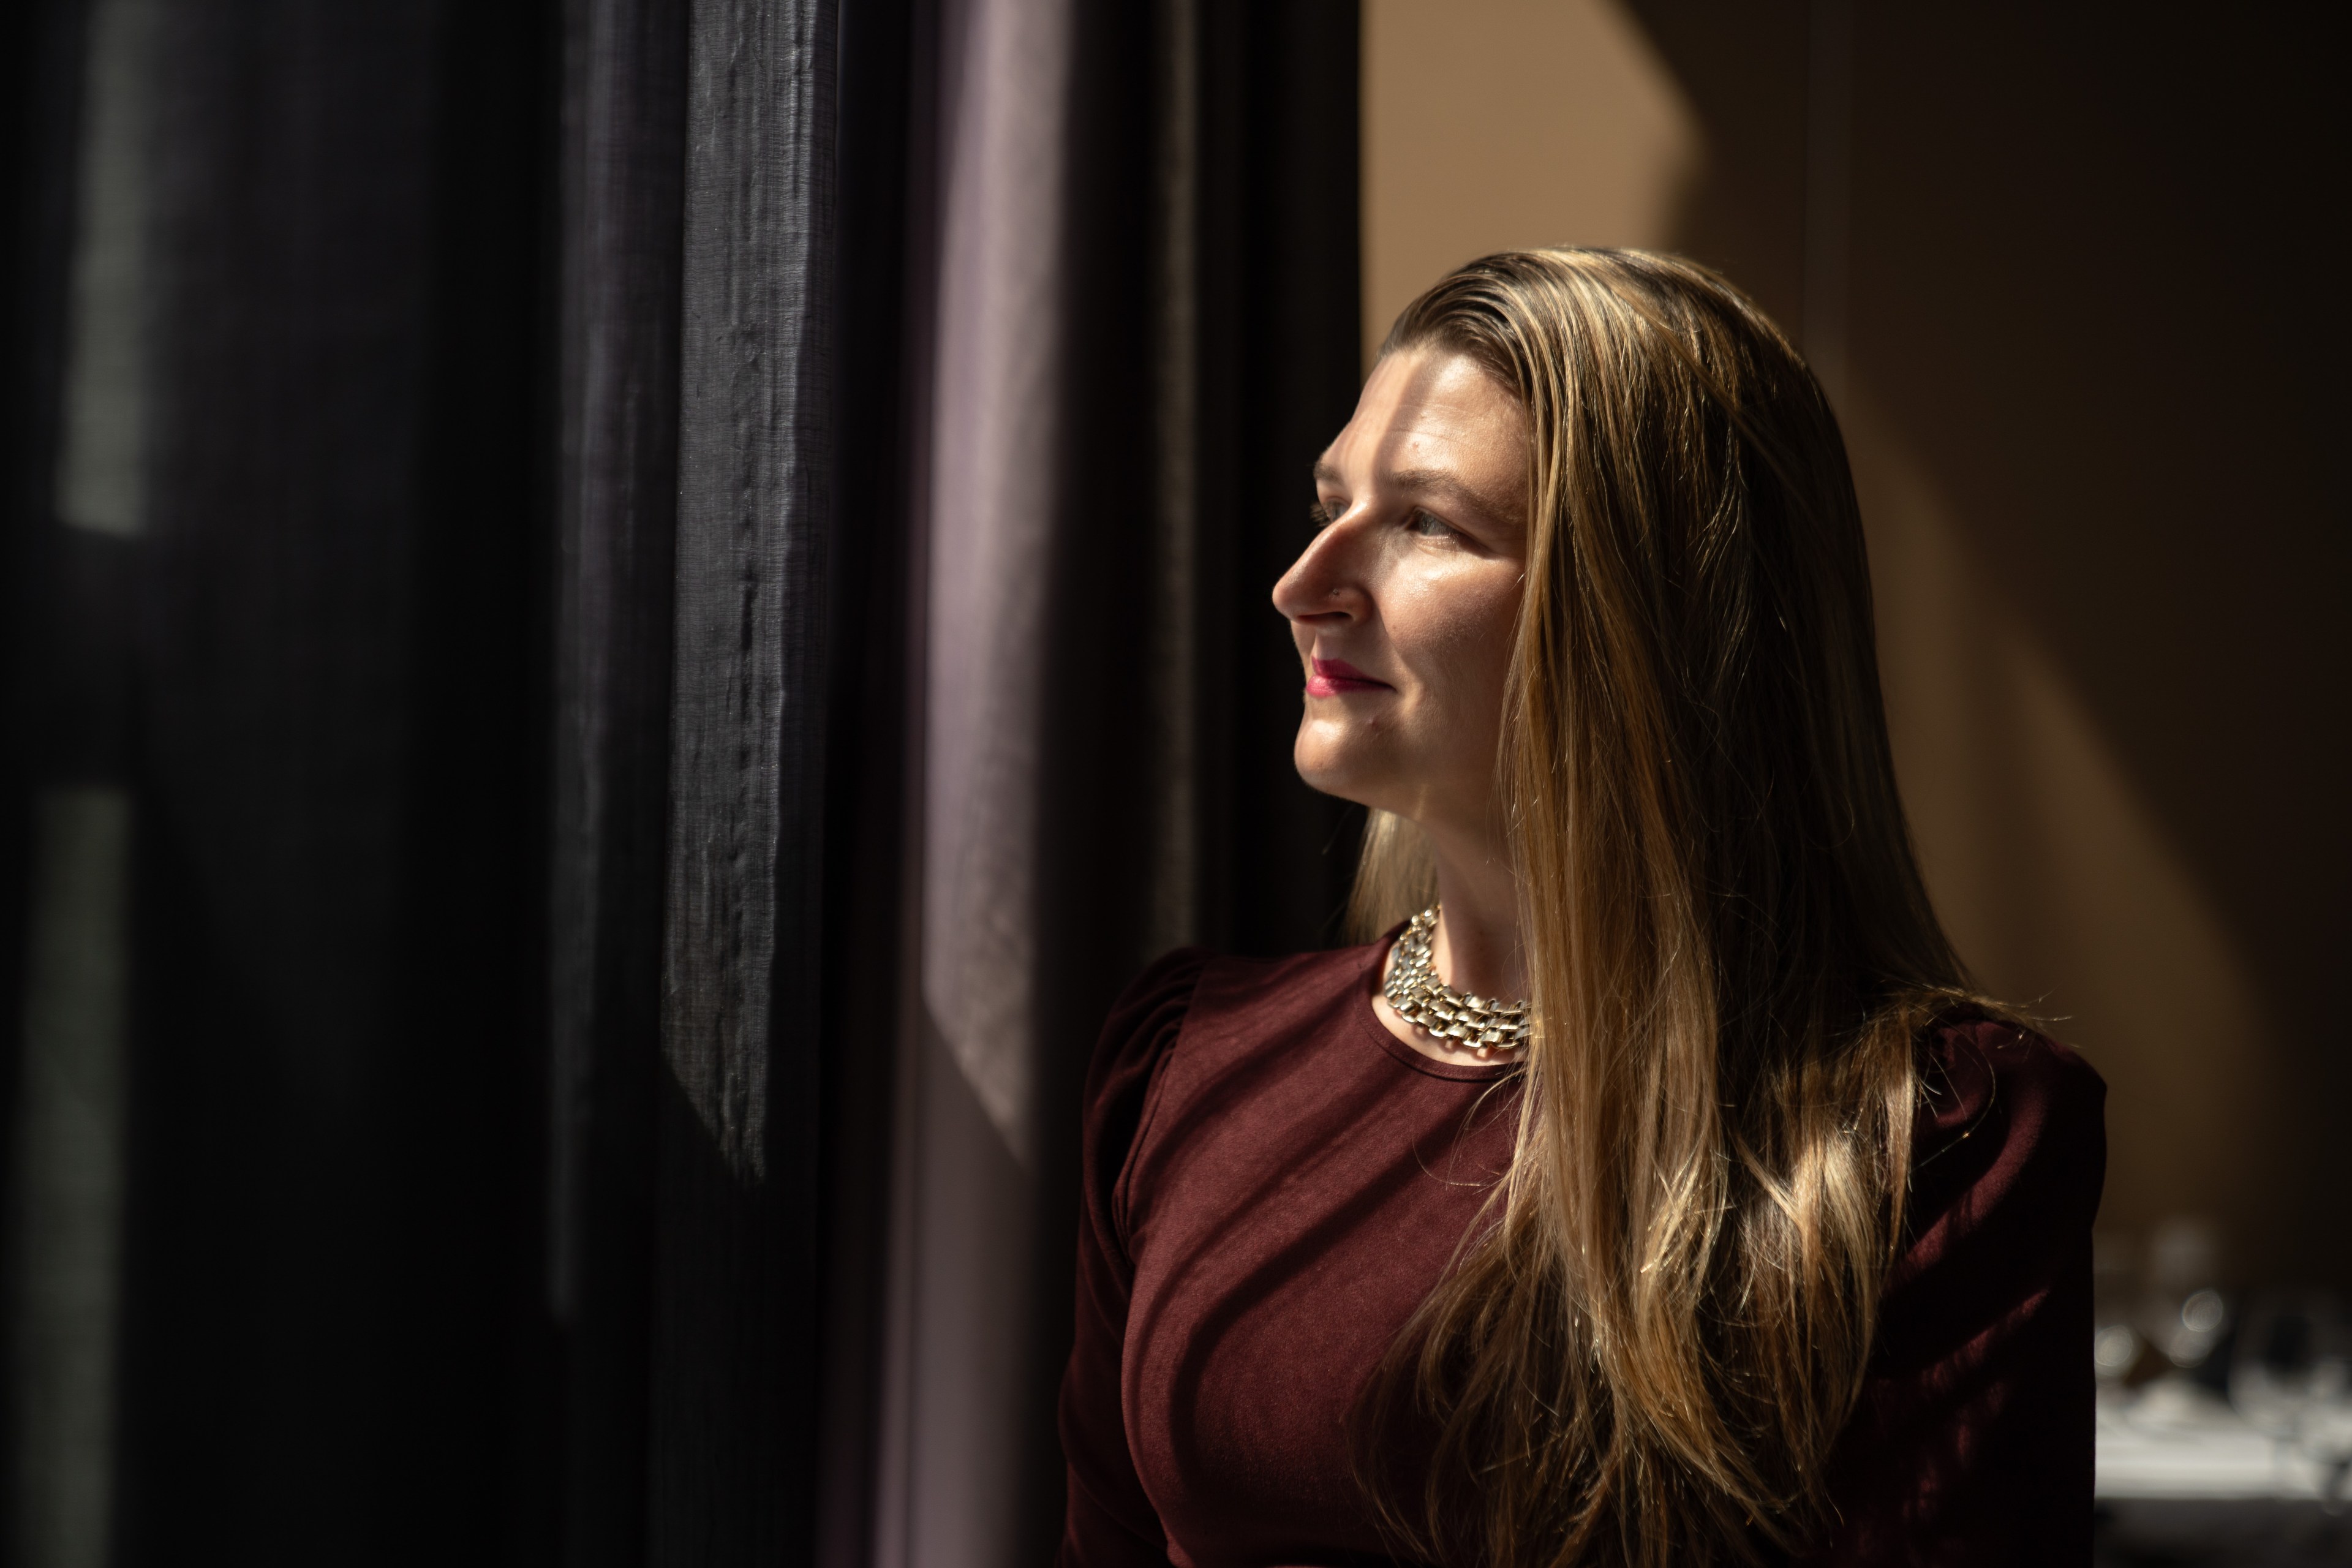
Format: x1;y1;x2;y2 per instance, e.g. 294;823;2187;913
1057;948;1210;1568
1808;1016;2108;1566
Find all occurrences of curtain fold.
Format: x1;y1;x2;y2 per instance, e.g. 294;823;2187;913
648;0;841;1560
0;3;1360;1563
548;0;685;1558
873;4;1362;1565
93;2;557;1562
917;0;1074;1173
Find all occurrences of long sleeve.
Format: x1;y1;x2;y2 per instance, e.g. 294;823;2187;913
1058;949;1210;1568
1807;1017;2109;1566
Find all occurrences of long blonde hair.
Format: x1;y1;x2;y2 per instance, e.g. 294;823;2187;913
1352;251;1981;1567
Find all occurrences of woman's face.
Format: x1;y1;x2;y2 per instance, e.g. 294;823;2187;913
1273;346;1530;844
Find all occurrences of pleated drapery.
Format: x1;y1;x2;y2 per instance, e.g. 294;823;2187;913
547;0;1364;1559
918;0;1072;1172
0;2;1362;1564
3;2;556;1562
875;4;1363;1565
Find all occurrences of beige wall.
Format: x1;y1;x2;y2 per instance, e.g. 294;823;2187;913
1363;0;2349;1286
1362;0;1699;363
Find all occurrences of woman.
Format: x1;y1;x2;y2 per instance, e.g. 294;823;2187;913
1059;251;2105;1567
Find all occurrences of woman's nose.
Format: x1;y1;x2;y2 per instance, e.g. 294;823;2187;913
1272;518;1367;625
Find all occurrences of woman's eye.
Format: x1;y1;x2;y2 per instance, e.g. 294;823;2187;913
1310;499;1346;530
1406;508;1454;538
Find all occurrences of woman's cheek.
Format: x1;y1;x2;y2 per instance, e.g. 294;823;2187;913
1400;585;1516;690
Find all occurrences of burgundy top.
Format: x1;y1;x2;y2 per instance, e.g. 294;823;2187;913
1058;940;2106;1567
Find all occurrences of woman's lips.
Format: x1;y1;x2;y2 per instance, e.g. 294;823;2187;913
1306;657;1393;698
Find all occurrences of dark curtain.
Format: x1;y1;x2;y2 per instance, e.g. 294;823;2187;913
0;2;1361;1565
865;4;1360;1563
4;1;560;1563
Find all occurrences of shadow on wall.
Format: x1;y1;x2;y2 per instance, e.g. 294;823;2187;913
1361;0;2348;1286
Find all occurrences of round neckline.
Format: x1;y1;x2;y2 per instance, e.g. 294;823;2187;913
1352;929;1520;1082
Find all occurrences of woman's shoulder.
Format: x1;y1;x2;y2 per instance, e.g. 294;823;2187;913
1079;941;1383;1230
1893;1006;2108;1297
1912;1007;2106;1177
1087;942;1379;1090
1085;941;1381;1117
1815;1014;2106;1559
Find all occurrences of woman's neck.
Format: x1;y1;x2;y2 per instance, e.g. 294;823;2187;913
1423;826;1526;1003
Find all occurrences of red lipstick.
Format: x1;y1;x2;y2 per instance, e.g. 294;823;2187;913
1306;657;1393;698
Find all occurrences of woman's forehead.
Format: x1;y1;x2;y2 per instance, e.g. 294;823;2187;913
1319;348;1528;519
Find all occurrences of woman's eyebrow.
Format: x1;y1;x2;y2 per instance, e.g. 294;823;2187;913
1308;460;1518;525
1381;466;1519;525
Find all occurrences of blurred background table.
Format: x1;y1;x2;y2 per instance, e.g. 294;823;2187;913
2098;1379;2352;1565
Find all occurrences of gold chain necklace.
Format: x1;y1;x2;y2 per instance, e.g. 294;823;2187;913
1382;906;1531;1051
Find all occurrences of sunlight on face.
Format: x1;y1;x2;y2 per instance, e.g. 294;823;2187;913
1272;347;1530;848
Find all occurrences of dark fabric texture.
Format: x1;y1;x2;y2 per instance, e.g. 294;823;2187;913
546;0;687;1559
1058;945;2106;1567
648;0;840;1558
0;0;1359;1559
106;5;557;1561
1810;1011;2108;1566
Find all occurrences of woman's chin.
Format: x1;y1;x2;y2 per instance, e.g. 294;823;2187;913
1291;744;1392;811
